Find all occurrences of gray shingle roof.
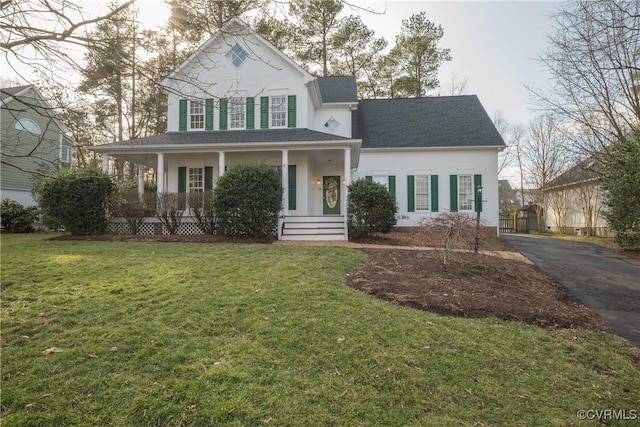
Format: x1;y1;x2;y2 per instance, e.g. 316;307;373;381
352;95;506;149
317;76;357;103
1;85;31;101
100;128;351;148
546;157;599;189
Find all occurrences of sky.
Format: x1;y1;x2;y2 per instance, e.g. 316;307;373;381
2;0;560;128
146;0;560;126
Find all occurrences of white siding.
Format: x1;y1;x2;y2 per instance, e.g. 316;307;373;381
357;149;500;227
165;32;312;132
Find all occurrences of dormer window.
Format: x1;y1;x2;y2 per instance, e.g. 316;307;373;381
226;44;248;68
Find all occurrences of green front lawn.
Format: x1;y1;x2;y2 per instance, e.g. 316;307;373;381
1;234;638;426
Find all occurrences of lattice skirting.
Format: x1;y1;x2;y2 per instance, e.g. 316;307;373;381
109;218;205;235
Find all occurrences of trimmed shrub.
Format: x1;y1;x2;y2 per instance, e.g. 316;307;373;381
347;179;397;238
0;198;39;233
33;168;115;235
212;163;282;238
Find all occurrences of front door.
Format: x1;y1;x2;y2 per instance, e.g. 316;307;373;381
322;176;340;215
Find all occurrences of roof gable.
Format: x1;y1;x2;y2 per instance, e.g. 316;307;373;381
161;18;314;94
316;76;357;103
1;85;77;145
546;157;599;189
1;85;32;101
352;95;506;149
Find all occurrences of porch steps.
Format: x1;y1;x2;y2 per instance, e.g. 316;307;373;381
281;216;346;241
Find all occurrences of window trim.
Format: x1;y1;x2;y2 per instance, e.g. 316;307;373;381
228;96;246;130
226;44;248;69
414;175;430;212
15;118;41;135
189;100;205;130
188;167;204;193
270;95;287;128
60;145;71;163
458;174;474;211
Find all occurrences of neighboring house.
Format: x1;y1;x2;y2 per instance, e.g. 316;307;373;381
1;85;76;206
91;19;505;240
543;157;608;236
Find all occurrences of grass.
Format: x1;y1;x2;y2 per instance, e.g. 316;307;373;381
531;231;619;250
1;233;639;426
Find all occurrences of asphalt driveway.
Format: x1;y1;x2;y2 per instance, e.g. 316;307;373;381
502;234;640;348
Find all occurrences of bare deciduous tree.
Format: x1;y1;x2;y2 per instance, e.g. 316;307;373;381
529;0;640;156
522;114;568;230
1;0;135;80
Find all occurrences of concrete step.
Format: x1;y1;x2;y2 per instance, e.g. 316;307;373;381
281;233;346;241
280;216;347;241
283;227;345;235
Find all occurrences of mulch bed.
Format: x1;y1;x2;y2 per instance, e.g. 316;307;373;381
50;227;607;332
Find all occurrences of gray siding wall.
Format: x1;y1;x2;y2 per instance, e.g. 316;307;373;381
1;94;71;194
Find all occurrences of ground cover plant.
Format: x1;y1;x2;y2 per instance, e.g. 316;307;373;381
1;234;639;425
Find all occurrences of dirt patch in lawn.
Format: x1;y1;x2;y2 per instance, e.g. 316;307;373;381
51;227;607;331
347;227;607;331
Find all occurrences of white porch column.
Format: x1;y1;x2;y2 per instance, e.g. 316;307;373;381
281;149;289;216
343;147;351;240
218;151;225;178
137;166;145;198
102;154;110;174
156;152;165;193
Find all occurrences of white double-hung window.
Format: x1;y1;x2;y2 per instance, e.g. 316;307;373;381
190;100;204;129
458;174;473;211
229;97;245;129
415;175;430;211
270;96;287;128
189;168;204;193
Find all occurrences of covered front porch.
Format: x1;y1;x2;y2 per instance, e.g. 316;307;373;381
92;137;360;240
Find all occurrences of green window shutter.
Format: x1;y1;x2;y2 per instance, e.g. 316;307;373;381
246;97;255;129
178;167;187;193
389;175;396;199
204;167;213;191
474;174;483;212
430;175;439;212
219;98;228;130
449;175;458;212
407;175;415;212
288;165;297;210
260;96;269;129
287;95;296;128
205;98;214;130
365;176;372;182
179;99;187;131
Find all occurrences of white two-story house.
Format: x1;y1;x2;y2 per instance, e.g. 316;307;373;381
91;18;505;240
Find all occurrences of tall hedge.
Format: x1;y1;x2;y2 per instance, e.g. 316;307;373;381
347;179;397;238
212;163;282;238
33;168;115;235
601;133;640;248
